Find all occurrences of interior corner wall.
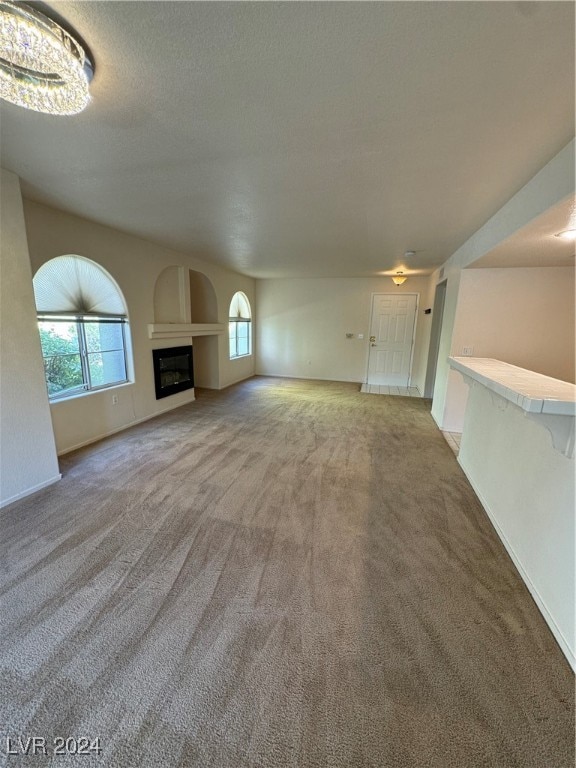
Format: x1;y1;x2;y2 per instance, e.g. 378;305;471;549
430;264;463;428
411;273;439;391
431;139;575;430
440;266;575;433
0;169;60;506
256;276;435;393
22;198;255;455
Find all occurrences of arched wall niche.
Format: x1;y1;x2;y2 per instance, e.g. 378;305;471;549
153;266;218;324
151;265;221;389
189;270;219;388
154;266;182;323
189;270;218;323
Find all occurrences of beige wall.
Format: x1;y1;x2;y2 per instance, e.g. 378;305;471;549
442;266;575;432
0;170;60;505
458;379;575;668
23;200;255;455
455;267;575;380
256;276;435;394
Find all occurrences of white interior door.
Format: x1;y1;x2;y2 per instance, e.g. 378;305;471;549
367;294;417;386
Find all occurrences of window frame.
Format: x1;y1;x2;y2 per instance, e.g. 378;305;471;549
228;317;252;359
38;313;129;401
228;291;252;360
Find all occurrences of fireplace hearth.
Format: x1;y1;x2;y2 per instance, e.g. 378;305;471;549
152;346;194;399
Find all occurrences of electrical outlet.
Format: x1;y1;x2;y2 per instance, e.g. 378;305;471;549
112;394;118;405
462;347;474;356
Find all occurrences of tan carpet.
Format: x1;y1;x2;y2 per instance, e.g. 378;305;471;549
1;377;573;767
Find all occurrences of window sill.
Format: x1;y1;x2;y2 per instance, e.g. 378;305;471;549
49;381;134;405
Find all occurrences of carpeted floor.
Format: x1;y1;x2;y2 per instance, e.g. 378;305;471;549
0;377;573;767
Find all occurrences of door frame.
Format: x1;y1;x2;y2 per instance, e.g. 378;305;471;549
365;292;420;387
423;280;447;398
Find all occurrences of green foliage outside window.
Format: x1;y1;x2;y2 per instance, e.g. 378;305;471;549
38;318;127;398
39;322;83;395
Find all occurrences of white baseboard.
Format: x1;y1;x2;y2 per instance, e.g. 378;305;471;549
255;373;361;384
0;473;62;508
217;373;257;390
56;400;195;456
431;410;442;429
458;455;575;672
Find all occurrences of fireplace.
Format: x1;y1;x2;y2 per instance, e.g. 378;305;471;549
152;346;194;399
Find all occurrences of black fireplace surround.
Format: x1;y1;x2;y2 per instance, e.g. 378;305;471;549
152;346;194;399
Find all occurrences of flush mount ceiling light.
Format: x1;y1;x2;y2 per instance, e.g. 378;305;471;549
555;229;576;241
0;0;93;115
391;272;408;286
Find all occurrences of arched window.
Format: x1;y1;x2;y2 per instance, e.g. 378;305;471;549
33;255;131;400
228;292;251;359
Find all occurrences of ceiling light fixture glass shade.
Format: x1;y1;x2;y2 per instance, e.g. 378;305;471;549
0;1;93;115
555;229;576;241
391;272;407;286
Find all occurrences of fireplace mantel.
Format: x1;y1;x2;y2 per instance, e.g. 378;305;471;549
148;323;224;340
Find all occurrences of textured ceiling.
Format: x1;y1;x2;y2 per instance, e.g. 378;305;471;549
1;1;574;278
469;197;576;269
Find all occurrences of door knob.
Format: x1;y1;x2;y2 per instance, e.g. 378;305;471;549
369;336;376;343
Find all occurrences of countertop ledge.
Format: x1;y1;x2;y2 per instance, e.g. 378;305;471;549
449;357;576;417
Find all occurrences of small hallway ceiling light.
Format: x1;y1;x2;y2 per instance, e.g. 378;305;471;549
391;272;408;286
0;0;93;115
555;229;576;241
